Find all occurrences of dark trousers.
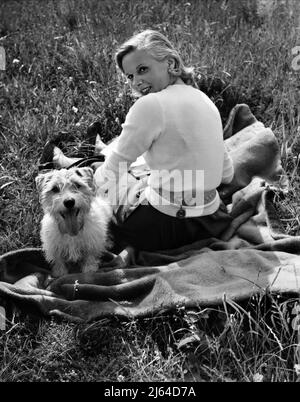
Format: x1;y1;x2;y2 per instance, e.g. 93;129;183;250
110;200;232;253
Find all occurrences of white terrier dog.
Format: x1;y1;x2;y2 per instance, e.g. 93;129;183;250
35;167;112;277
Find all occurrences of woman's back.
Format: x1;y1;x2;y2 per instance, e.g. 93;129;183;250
144;84;225;191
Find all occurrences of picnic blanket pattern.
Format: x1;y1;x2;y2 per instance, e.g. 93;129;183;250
0;105;299;323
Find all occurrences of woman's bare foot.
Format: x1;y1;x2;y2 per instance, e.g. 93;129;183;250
95;134;107;155
53;146;82;168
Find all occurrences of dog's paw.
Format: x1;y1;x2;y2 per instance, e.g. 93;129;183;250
81;264;99;273
52;261;69;278
80;255;101;273
81;258;100;273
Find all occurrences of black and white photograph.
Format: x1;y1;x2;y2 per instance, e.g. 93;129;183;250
0;0;300;384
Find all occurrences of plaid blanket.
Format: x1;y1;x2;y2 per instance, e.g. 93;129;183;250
0;105;299;323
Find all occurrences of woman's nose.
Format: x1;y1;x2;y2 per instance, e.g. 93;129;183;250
133;76;142;88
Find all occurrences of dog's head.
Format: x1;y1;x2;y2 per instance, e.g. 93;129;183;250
35;167;96;236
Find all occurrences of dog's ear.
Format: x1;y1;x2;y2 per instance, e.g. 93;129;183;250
35;171;53;193
77;167;95;192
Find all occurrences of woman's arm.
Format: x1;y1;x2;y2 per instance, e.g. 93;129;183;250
94;94;163;193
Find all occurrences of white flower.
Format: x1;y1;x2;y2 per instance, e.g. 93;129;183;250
295;364;300;376
72;106;78;113
12;58;20;64
253;373;264;382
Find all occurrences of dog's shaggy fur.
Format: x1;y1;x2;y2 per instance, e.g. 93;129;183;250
36;167;112;277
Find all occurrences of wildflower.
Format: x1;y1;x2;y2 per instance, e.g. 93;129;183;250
72;106;78;113
12;58;20;64
117;374;125;382
253;373;264;382
295;364;300;376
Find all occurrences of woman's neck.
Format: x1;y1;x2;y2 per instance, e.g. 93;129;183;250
171;77;185;86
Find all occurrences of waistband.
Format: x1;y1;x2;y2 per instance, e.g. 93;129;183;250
144;187;220;218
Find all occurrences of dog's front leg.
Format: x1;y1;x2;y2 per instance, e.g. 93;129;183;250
81;255;100;273
52;258;69;277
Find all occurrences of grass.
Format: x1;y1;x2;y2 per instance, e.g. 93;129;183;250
0;0;300;382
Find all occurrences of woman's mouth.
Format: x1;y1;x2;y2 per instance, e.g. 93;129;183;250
140;86;151;95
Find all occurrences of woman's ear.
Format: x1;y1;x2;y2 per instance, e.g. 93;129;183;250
167;57;176;69
167;57;180;76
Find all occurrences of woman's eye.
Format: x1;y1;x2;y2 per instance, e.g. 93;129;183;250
127;75;133;81
139;66;147;73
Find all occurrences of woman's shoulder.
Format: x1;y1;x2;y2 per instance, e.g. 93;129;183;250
126;93;163;123
162;83;202;96
130;92;161;112
135;92;159;104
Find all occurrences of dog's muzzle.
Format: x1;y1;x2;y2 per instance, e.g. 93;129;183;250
59;198;83;236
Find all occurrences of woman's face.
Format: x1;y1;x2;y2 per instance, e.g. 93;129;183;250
122;49;174;96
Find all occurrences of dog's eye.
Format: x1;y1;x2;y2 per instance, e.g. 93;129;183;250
51;186;60;193
74;182;82;190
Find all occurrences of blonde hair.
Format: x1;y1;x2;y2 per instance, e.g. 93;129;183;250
115;29;195;86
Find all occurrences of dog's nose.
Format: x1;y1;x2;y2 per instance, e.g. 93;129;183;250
63;198;75;209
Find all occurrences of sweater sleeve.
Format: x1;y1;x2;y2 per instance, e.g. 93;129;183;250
221;146;234;184
94;94;163;192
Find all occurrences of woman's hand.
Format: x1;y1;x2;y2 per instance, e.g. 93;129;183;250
100;247;135;269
